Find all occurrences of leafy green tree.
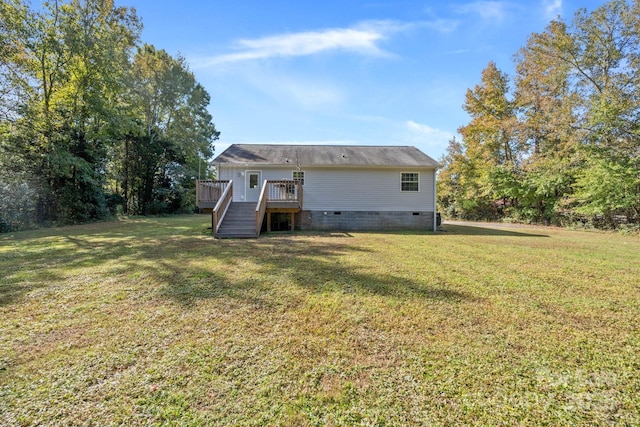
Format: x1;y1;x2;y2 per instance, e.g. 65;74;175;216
573;154;640;225
513;20;582;224
0;0;140;225
528;0;640;224
443;0;640;227
454;62;521;219
118;45;219;215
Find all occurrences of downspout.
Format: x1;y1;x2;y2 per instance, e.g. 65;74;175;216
433;168;437;231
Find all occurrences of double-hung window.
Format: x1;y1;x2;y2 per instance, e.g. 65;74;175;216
292;171;305;185
401;172;419;192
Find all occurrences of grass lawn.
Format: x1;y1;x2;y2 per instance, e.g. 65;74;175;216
1;215;639;426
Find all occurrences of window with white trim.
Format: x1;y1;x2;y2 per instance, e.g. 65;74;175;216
401;172;419;192
249;173;259;189
292;170;305;185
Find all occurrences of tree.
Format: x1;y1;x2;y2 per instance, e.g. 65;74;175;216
443;0;640;227
454;62;521;219
513;20;582;224
573;154;639;225
1;0;219;230
0;0;141;225
522;0;640;224
118;44;219;215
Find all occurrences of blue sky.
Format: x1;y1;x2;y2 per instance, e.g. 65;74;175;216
125;0;605;160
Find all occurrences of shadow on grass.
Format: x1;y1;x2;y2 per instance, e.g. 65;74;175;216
441;224;549;237
1;217;474;308
0;282;47;306
158;236;473;307
0;219;204;307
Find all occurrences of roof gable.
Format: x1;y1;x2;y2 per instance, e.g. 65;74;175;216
214;144;440;168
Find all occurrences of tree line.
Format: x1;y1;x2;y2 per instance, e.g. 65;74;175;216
438;0;639;228
0;0;219;231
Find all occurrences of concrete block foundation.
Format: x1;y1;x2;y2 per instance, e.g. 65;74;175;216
296;210;435;231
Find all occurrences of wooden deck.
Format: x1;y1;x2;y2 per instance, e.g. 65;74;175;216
263;180;303;209
257;180;303;233
196;180;230;210
196;179;303;237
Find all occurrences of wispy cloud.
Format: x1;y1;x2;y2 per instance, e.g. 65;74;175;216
405;120;454;149
453;1;508;22
201;24;390;66
196;20;454;66
543;0;562;19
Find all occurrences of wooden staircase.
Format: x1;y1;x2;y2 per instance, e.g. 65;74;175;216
197;179;302;239
215;202;257;238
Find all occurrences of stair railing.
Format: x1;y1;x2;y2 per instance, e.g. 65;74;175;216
255;180;268;237
212;180;233;236
196;179;229;209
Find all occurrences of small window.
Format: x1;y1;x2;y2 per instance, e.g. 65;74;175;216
249;174;259;189
401;173;419;192
293;170;305;185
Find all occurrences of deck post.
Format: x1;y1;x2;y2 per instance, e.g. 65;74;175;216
267;212;272;232
290;212;295;231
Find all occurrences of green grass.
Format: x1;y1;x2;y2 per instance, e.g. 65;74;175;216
1;215;639;426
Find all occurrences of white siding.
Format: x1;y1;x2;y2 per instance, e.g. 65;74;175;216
219;165;436;210
218;166;241;201
303;167;435;211
219;166;302;202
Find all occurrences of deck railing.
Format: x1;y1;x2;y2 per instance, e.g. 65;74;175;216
196;180;230;209
265;180;303;208
255;180;303;237
212;180;233;236
255;182;269;238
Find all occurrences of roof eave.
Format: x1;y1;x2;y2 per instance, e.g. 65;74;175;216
216;162;440;169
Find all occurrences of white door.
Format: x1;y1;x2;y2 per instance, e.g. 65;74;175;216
245;171;262;202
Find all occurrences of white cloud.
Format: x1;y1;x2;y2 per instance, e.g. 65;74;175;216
195;19;454;67
454;1;508;22
405;120;454;149
202;25;388;66
543;0;562;19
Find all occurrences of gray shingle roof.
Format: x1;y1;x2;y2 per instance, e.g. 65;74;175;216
214;144;440;168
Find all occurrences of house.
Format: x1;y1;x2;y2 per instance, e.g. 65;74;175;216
196;144;440;238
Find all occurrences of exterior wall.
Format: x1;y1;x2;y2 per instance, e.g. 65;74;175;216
219;165;436;210
303;167;435;211
298;210;435;231
218;165;437;230
218;166;295;202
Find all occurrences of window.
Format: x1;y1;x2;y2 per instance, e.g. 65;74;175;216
292;170;305;185
401;172;419;192
249;173;259;189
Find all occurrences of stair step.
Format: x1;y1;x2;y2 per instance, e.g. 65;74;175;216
215;202;261;238
218;226;255;231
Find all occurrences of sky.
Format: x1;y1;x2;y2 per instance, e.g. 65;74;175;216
122;0;606;161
